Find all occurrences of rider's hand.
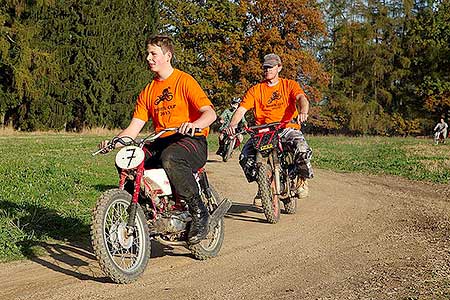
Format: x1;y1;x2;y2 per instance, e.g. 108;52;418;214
298;112;308;124
98;140;113;154
225;124;237;136
178;122;198;136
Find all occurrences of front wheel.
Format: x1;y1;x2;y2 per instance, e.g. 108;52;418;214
189;185;225;259
91;189;150;284
222;138;236;162
257;162;281;224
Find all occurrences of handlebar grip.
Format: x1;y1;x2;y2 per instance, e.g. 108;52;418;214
92;148;104;156
186;128;202;135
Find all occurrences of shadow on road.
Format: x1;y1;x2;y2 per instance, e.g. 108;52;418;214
29;242;112;283
225;202;267;223
206;158;223;163
150;240;192;259
0;199;113;282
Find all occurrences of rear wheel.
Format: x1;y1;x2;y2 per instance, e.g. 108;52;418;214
91;189;150;284
190;185;225;259
282;197;297;214
257;162;281;224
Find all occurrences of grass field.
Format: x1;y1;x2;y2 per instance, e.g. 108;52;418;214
0;133;449;262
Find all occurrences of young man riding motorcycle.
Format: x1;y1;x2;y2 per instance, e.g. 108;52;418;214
98;35;217;244
216;98;247;156
225;53;313;198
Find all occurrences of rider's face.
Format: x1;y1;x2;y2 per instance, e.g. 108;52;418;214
263;65;280;81
146;44;171;73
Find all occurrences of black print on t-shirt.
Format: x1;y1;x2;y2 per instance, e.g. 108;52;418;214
155;87;174;105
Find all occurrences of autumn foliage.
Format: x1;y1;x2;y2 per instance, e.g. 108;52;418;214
1;0;449;135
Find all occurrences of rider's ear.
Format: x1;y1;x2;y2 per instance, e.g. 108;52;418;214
278;65;282;73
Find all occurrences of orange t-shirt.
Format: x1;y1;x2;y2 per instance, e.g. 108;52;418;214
133;69;213;137
240;78;305;129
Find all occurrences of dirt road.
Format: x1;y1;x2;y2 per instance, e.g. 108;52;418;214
1;154;450;300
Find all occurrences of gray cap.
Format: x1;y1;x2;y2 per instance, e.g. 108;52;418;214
263;53;282;67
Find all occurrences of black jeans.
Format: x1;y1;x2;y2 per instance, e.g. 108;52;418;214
143;134;208;202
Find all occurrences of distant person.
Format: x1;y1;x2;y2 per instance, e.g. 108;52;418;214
434;118;448;144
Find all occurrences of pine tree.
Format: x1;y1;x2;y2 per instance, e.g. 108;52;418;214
0;0;159;130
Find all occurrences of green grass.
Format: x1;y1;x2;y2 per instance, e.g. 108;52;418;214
0;134;116;261
308;135;450;183
0;133;449;262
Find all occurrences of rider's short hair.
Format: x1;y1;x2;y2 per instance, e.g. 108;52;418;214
146;35;174;55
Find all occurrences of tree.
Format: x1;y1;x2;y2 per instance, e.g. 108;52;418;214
160;0;247;111
160;0;329;113
403;0;450;119
0;0;60;130
0;0;159;130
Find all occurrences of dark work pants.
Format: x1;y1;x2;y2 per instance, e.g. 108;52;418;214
144;134;208;202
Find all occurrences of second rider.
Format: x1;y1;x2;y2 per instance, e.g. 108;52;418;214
226;53;313;199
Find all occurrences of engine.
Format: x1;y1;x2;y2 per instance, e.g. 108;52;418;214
149;211;191;235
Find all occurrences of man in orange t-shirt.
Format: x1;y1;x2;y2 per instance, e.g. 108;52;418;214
98;35;216;244
226;53;313;198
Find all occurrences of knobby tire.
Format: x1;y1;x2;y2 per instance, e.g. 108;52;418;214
257;162;281;224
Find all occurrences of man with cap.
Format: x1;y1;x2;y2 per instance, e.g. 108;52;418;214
225;53;313;199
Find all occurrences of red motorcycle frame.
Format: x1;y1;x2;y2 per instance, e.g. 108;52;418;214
238;121;299;223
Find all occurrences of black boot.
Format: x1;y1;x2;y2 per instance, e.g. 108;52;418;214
216;145;224;156
188;197;210;244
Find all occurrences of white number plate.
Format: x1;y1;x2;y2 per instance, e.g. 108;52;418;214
115;146;145;170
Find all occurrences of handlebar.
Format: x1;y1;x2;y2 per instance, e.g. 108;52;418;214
229;120;293;139
92;127;201;156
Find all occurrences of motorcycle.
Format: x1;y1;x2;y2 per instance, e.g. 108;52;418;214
237;121;298;224
434;130;445;145
91;128;232;284
220;132;241;162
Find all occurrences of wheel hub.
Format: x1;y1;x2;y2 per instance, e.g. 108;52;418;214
110;222;134;250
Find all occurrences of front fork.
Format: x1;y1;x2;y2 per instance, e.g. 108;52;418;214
118;162;145;229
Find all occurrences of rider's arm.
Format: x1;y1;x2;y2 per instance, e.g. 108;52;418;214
179;105;217;135
229;106;248;129
296;94;309;123
241;114;248;127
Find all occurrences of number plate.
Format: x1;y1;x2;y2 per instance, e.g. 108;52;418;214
115;146;145;169
259;144;273;151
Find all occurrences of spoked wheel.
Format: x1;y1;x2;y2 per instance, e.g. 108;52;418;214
91;189;150;284
222;138;236;162
190;185;225;259
257;162;281;224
